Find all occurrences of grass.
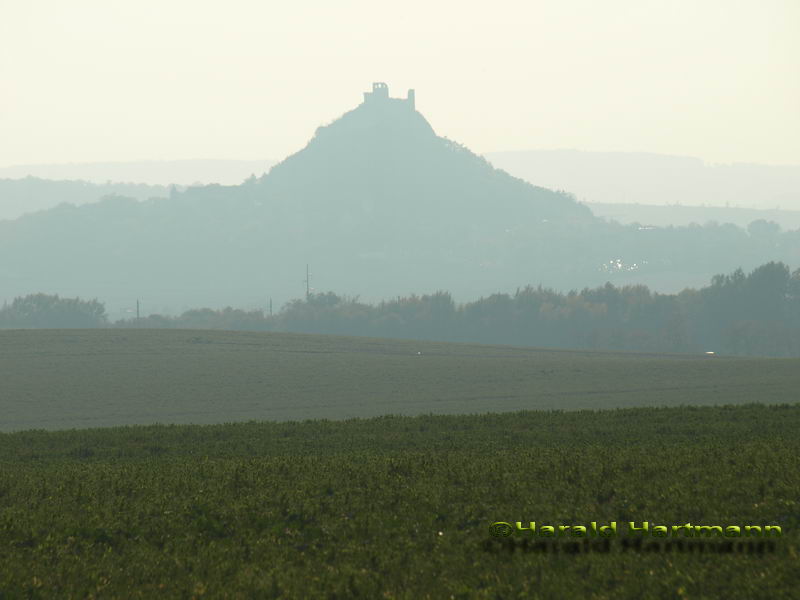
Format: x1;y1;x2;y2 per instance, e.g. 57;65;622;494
2;329;799;597
1;329;798;431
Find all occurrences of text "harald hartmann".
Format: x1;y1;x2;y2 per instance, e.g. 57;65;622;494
493;521;782;538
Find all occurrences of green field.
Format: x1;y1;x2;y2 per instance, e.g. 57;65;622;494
1;405;799;598
2;329;798;431
2;330;799;597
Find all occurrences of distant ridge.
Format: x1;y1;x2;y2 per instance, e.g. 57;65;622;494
0;177;170;221
0;83;798;315
486;149;800;212
7;150;798;216
0;159;275;187
587;202;800;231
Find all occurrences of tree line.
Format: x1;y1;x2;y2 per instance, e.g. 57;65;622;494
3;262;799;357
0;293;107;329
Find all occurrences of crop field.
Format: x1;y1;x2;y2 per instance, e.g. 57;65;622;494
2;330;799;597
1;329;799;432
1;405;799;598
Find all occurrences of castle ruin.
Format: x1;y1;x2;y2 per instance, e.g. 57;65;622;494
363;82;415;110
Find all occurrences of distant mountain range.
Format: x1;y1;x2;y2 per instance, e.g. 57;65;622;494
587;203;800;231
5;175;798;231
1;84;798;317
3;150;799;225
0;159;274;187
485;149;800;212
0;178;170;222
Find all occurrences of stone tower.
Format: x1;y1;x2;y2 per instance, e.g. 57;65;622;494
363;82;389;103
362;82;416;110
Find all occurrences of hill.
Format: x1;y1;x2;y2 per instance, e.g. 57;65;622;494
2;328;798;432
259;86;592;231
0;84;599;312
1;84;800;314
0;177;169;221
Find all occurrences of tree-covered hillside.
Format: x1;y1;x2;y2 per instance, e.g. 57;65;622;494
0;177;169;220
0;87;799;314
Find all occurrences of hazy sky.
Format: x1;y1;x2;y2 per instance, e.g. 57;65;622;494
2;0;798;168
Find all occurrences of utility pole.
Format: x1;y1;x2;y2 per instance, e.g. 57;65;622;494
305;264;310;300
269;297;273;317
136;299;140;322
